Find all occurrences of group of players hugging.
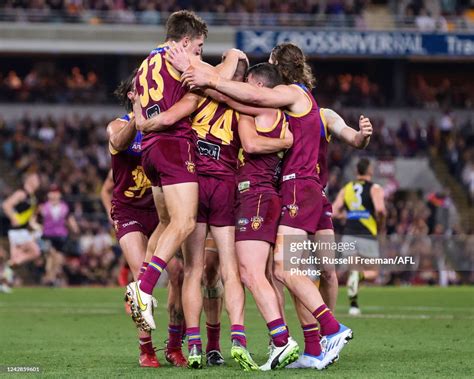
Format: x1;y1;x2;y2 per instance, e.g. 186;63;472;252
105;10;374;371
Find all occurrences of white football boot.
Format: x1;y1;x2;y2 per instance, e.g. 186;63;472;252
125;280;156;332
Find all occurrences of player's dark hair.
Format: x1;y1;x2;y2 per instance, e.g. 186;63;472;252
270;43;315;90
113;69;137;113
357;158;371;175
165;10;208;41
246;63;283;88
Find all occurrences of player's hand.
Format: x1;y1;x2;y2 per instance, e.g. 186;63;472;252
283;127;294;149
166;42;191;73
182;65;218;89
359;115;372;137
222;48;247;61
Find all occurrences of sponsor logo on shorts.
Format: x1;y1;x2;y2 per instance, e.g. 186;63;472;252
121;220;139;228
287;204;299;218
186;161;196;173
238;181;250;192
237;218;249;226
251;216;264;231
282;173;296;182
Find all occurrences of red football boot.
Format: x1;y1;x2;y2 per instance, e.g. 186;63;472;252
165;348;187;367
139;351;161;368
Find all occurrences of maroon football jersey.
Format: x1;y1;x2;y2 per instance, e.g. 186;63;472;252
281;84;322;183
136;45;193;151
191;97;241;178
317;108;331;188
111;114;154;210
237;110;288;194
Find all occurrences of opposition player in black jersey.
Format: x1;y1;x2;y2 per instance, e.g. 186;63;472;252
332;158;386;315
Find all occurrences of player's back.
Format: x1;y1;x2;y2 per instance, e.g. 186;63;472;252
191;97;241;178
110;114;153;210
135;44;192;150
281;83;322;183
238;110;288;193
343;180;377;237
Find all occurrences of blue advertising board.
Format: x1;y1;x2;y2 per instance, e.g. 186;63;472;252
236;30;474;57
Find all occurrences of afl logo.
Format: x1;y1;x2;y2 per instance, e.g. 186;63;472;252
251;216;263;231
186;161;196;173
288;204;299;218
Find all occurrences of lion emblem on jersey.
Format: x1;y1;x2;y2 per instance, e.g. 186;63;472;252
251;216;263;231
288;204;299;218
186;161;196;173
125;166;151;198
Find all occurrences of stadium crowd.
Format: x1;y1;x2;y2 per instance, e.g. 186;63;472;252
0;109;472;287
0;67;106;104
1;0;472;28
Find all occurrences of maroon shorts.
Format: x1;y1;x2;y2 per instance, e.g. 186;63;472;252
316;192;334;232
279;178;324;234
111;205;159;240
235;192;281;245
142;136;198;187
197;175;236;227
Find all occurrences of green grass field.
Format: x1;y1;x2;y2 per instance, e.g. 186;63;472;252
1;286;473;378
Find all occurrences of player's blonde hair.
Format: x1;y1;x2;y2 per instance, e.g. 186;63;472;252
270;43;315;90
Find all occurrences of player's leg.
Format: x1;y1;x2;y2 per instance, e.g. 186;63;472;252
274;225;351;367
182;222;207;368
315;229;338;312
8;239;40;266
129;182;198;331
119;228;160;368
202;239;224;366
165;254;187;367
237;239;299;370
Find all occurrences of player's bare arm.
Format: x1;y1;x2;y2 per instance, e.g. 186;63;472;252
2;190;26;226
238;114;293;154
136;93;201;133
107;117;137;152
371;184;387;234
332;187;346;219
100;169;114;223
322;109;372;149
182;66;308;113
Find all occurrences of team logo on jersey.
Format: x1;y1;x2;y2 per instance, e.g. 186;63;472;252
251;216;264;231
186;161;196;173
287;204;299;218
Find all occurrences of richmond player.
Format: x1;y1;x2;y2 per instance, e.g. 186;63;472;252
332;158;386;316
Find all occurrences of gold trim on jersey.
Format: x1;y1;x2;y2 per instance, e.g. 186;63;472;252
165;60;182;82
319;108;332;143
343;181;377;236
109;143;119;156
285;85;312;118
256;110;282;133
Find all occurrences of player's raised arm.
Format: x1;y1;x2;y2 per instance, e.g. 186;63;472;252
183;66;302;110
107;117;137;152
238;114;293;154
371;184;387;234
322;108;372;149
137;93;201;133
108;70;139;152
